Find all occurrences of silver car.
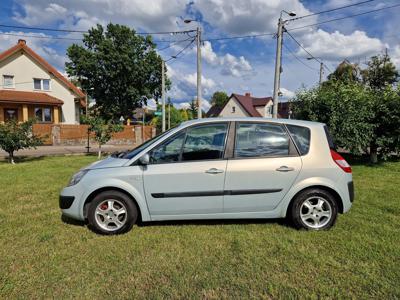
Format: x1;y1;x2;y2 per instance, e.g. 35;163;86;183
60;118;354;235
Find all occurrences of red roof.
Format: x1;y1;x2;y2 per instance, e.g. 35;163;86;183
0;90;64;106
0;40;85;100
231;93;272;117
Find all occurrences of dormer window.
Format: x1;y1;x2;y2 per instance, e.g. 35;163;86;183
34;78;50;91
3;75;14;88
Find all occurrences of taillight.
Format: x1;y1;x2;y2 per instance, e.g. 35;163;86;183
330;149;352;173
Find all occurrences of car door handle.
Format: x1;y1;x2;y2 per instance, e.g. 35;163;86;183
276;166;295;172
205;168;224;174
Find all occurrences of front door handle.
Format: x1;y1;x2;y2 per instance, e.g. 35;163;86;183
206;168;224;174
276;166;295;172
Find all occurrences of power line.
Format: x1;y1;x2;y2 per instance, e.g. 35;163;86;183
0;32;82;41
290;0;377;21
204;32;274;41
157;37;194;51
165;38;196;63
0;23;196;35
282;42;319;71
288;3;400;32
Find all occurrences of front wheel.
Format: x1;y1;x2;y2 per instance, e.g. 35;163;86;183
289;188;338;230
87;191;138;235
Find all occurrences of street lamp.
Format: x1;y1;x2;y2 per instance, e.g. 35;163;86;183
307;57;324;85
184;18;202;119
271;10;296;119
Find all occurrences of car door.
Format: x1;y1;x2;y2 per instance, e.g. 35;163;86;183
223;122;302;213
143;122;229;217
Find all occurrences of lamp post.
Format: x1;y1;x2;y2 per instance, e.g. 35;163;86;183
307;57;324;85
271;10;296;119
184;19;202;119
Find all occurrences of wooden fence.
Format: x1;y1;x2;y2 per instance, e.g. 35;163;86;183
32;124;155;146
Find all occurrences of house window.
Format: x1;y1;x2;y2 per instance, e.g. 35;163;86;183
35;107;52;122
232;106;236;113
33;78;51;91
4;108;18;121
3;75;14;88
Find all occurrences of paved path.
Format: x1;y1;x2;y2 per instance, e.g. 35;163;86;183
0;144;136;158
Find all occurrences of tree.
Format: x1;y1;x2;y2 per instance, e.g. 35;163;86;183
66;23;170;121
0;119;43;164
361;52;399;91
151;103;183;132
326;60;360;83
188;99;198;119
293;53;400;163
86;115;123;159
211;91;229;108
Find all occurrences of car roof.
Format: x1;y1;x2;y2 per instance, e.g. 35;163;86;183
180;117;324;128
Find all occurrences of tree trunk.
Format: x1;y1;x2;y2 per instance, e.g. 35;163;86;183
370;143;378;164
9;151;15;164
98;144;102;159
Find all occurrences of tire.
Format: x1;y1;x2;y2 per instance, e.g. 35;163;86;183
289;188;338;230
87;190;138;235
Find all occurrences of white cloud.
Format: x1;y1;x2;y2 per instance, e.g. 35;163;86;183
220;53;253;77
193;0;315;35
280;87;295;99
296;29;387;61
200;41;253;77
391;45;400;68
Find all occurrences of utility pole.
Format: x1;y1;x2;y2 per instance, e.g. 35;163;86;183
196;26;202;119
161;60;166;132
272;18;284;119
85;93;90;153
168;103;171;129
319;62;324;85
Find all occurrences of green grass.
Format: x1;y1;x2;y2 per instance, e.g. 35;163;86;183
0;156;399;299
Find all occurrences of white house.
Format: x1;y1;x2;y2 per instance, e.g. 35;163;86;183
0;39;85;124
207;93;290;118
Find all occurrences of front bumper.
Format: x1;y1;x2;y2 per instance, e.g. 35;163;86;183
59;195;75;209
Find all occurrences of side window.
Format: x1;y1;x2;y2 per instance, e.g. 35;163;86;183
149;132;185;164
286;124;311;155
235;123;289;157
182;123;228;161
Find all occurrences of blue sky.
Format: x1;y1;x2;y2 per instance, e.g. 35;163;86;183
1;0;399;111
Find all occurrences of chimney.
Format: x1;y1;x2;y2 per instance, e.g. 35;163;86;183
18;39;26;45
245;92;251;97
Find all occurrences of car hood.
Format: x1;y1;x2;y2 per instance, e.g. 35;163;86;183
85;156;130;170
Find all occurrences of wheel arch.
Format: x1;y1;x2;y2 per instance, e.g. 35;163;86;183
285;185;344;217
83;187;143;222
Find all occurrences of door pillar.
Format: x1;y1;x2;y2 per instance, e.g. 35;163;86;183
0;106;4;123
22;105;28;122
53;106;60;124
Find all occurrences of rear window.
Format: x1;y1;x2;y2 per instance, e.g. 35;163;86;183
286;124;311;155
323;125;335;149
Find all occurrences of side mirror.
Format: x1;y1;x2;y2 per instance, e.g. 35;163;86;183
138;153;150;165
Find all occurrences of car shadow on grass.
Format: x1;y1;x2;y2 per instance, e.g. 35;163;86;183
61;214;86;227
61;214;292;230
139;218;292;228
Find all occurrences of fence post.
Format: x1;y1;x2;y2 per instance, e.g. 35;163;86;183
134;126;142;145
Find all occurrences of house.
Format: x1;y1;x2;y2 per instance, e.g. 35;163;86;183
0;40;85;124
206;92;291;118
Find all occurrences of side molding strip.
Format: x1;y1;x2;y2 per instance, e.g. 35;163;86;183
151;189;282;198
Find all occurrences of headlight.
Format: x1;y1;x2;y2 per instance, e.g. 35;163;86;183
68;169;89;186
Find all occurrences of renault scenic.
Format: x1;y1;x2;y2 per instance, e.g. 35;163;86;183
60;118;354;234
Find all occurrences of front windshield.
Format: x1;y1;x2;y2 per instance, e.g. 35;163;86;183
120;127;176;160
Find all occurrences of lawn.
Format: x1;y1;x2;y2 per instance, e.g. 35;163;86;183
0;156;399;299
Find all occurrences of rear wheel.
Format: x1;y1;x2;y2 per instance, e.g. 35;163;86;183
87;191;137;235
290;188;338;230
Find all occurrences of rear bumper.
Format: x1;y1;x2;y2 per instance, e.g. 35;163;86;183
348;181;354;203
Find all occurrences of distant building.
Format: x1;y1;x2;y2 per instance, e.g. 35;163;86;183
206;92;290;118
0;39;85;124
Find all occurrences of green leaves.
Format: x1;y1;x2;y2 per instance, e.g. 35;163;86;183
66;23;169;121
292;53;400;163
0;119;43;163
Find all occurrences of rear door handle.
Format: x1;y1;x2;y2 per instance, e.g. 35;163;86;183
276;166;295;172
206;168;224;174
